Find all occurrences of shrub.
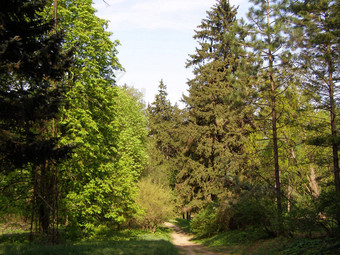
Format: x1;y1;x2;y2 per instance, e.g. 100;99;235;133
191;202;233;237
231;196;273;231
136;178;174;232
191;204;219;237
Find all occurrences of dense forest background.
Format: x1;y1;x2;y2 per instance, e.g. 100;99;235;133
0;0;339;248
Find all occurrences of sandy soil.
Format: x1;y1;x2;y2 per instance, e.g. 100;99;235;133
164;222;226;255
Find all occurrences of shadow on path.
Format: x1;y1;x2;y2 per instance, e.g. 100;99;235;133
164;222;228;255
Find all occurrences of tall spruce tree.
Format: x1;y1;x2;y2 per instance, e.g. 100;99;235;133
0;0;73;239
0;0;72;170
147;80;178;185
178;0;255;212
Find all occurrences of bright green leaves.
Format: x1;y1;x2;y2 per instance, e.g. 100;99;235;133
137;178;175;232
39;0;148;233
61;85;148;231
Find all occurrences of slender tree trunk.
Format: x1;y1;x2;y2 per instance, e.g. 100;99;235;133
186;211;191;220
330;107;339;194
271;76;282;233
266;0;282;234
30;166;39;242
51;0;59;242
328;60;340;195
39;162;50;235
327;49;340;226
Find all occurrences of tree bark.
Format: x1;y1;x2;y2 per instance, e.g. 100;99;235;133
327;47;340;226
328;59;340;195
266;0;282;234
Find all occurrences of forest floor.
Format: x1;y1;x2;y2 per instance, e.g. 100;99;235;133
164;221;226;255
0;222;178;255
166;219;340;255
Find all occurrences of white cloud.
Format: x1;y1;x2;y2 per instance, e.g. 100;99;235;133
94;0;250;32
92;0;251;104
94;0;216;31
132;0;214;12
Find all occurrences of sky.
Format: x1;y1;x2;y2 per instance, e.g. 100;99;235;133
92;0;250;106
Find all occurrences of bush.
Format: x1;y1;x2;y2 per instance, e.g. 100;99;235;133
283;188;340;237
136;178;174;232
318;189;340;234
231;196;274;231
191;202;232;237
191;204;218;237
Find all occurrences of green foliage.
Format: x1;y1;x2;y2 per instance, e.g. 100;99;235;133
318;189;340;233
136;179;175;233
0;229;178;255
289;0;340;196
172;219;191;234
178;0;255;213
39;0;148;233
1;240;178;255
0;0;74;237
62;87;148;232
190;193;277;238
231;195;274;232
183;226;340;255
190;204;221;237
146;80;183;187
0;0;73;170
280;238;340;255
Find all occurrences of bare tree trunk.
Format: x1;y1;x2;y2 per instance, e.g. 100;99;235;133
266;0;282;234
30;166;38;242
328;68;340;194
39;162;50;235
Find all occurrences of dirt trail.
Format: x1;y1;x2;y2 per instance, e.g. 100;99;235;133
164;222;225;255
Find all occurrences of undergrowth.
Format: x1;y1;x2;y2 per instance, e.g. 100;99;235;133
0;224;178;255
172;218;340;255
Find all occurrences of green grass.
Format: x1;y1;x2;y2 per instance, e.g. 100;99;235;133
0;240;178;255
172;218;340;255
197;231;340;255
0;225;178;255
172;218;191;233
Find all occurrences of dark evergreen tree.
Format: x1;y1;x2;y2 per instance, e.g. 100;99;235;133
178;0;255;212
147;80;180;186
0;0;72;240
0;0;72;171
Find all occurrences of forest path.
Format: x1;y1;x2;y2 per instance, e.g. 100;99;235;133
164;222;227;255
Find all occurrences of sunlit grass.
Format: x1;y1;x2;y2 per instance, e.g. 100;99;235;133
0;225;178;255
1;239;178;255
171;218;340;255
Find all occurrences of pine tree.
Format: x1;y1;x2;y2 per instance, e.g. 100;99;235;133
178;0;255;212
247;0;292;233
290;0;340;201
